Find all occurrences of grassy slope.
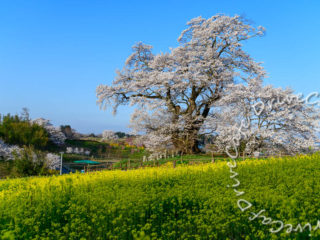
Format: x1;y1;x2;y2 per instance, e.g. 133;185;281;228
0;154;320;239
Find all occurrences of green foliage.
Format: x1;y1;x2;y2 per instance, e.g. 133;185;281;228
65;139;108;155
0;154;320;239
65;139;146;160
1;231;15;240
10;146;50;177
0;160;12;178
0;113;48;149
63;153;90;162
115;131;132;139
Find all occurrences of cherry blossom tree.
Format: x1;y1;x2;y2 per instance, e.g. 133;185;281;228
102;130;118;141
97;14;265;153
0;140;21;160
32;118;66;146
45;153;60;170
207;81;320;156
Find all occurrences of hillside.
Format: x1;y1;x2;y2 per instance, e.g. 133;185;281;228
1;154;320;239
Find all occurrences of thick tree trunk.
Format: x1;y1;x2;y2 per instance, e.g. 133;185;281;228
191;138;201;153
171;128;202;154
169;106;207;154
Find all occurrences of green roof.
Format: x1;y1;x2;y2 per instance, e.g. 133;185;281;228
73;160;101;165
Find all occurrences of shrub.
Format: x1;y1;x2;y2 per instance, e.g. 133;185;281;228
10;146;51;177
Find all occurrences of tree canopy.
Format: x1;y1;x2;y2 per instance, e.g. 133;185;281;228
0;113;49;149
97;15;265;153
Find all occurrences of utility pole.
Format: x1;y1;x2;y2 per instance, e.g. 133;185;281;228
60;152;64;175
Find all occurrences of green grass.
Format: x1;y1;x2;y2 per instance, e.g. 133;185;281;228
112;153;257;169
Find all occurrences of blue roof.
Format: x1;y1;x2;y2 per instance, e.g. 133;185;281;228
73;160;101;165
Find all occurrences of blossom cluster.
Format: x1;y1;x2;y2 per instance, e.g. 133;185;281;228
32;118;66;145
0;140;21;160
66;147;90;156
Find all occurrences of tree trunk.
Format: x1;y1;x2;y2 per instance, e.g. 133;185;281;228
171;130;201;154
170;112;205;154
191;139;201;153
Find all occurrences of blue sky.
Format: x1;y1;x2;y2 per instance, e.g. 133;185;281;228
1;0;319;134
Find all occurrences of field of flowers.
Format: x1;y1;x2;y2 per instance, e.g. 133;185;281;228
1;154;320;239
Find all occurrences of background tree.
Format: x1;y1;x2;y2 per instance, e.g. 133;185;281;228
11;146;54;177
0;114;49;149
115;131;130;139
32;118;66;146
21;107;30;121
0;139;21;160
97;14;265;153
60;125;74;139
102;130;118;141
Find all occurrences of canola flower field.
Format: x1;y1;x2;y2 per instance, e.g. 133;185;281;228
1;154;320;240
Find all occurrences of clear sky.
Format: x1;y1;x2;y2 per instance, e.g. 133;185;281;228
1;0;319;134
